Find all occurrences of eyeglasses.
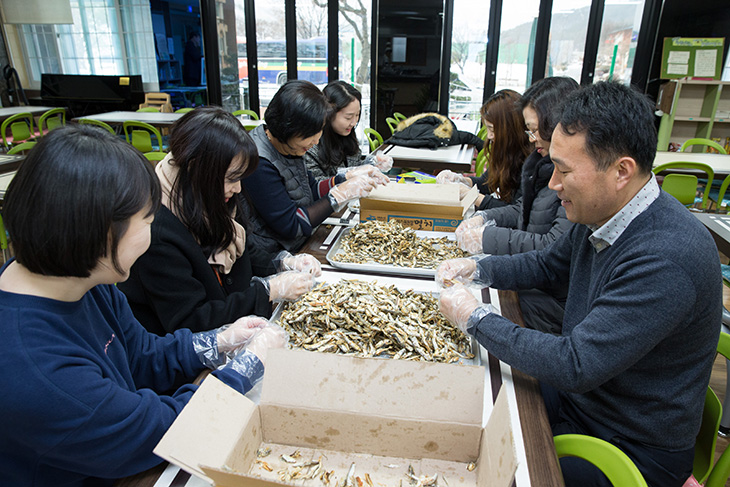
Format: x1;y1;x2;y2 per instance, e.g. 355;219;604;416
524;129;538;141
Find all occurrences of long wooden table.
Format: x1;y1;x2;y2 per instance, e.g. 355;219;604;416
0;105;56;123
116;215;563;487
654;151;730;177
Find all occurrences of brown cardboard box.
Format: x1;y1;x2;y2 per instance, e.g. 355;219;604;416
154;348;517;487
360;182;479;232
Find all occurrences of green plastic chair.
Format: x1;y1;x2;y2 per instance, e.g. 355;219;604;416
7;141;36;155
0;213;8;263
477;125;488;141
137;106;160;113
694;332;730;487
38;107;66;135
385;116;399;135
392;112;406;122
681;138;728;155
363;128;383;152
1;112;34;149
553;434;648;487
123;120;164;153
653;161;714;209
77;118;116;135
175;107;194;114
144;151;167;165
714;174;730;213
475;148;488;177
232;109;259;120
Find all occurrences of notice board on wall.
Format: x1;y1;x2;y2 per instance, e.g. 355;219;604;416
661;37;725;80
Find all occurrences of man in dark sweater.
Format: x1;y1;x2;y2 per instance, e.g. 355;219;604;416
437;82;721;487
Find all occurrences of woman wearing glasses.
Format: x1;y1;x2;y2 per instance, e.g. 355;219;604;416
437;89;532;210
242;80;387;275
455;77;579;334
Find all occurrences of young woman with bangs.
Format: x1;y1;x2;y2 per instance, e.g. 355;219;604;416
119;107;318;336
437;89;531;210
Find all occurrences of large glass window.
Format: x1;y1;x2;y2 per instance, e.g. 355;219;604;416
594;0;645;84
296;0;327;86
215;0;240;111
20;0;155;85
339;0;372;152
546;0;592;83
495;0;540;93
255;0;286;114
233;0;249;110
448;0;489;122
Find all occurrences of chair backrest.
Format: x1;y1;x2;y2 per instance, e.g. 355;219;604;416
693;332;730;486
653;161;714;209
38;107;66;134
716;174;730;213
477;125;488;141
553;434;648;487
0;213;8;262
385;116;398;135
475;148;488;177
77;118;116;135
363;128;383;152
123;120;163;153
137;106;160;113
1;112;34;149
7;141;36;155
232;109;260;120
392;112;406;122
144;151;167;166
175;107;195;114
661;173;699;206
139;92;173;113
681;138;728;155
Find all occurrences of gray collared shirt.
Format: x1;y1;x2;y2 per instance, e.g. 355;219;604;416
587;174;660;252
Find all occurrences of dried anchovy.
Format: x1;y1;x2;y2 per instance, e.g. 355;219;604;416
332;220;468;269
278;280;474;364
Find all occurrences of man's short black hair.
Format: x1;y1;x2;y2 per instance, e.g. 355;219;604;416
4;124;161;277
558;81;657;174
264;80;328;143
519;77;580;142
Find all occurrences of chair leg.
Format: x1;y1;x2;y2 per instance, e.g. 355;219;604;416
721;321;730;436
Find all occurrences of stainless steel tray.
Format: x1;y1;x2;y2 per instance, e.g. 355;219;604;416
271;282;481;367
325;227;458;277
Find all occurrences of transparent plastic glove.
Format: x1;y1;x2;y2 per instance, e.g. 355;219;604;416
458;183;471;199
275;250;322;277
344;165;389;185
373;152;393;172
438;283;482;333
266;271;315;302
457;225;488;254
243;324;289;367
436;170;470;186
436;256;491;288
455;212;494;241
191;316;268;369
329;175;379;205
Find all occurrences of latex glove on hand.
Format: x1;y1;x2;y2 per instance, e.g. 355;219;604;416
438;282;481;333
191;315;269;369
458;183;471;199
243;324;289;367
219;324;289;387
345;165;389;185
454;212;488;240
436;257;478;288
267;271;315;302
436;170;470;186
276;250;322;277
329;175;379;206
456;225;486;255
373;152;394;172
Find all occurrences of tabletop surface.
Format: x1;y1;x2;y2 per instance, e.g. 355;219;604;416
654;151;730;175
75;111;183;125
0;106;56;119
116;211;563;487
695;212;730;256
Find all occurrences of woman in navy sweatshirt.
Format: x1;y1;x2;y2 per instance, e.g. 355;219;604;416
0;124;287;486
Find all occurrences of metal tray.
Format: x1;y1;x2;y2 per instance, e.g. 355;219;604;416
325;227;458;277
271;279;481;367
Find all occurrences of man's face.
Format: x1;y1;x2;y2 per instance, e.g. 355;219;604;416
548;125;620;227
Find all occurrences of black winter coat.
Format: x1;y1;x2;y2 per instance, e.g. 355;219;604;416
118;205;272;336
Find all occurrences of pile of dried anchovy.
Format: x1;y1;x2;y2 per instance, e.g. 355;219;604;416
332;220;467;269
278;279;474;363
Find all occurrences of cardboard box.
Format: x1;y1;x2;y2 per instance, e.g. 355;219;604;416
360;182;478;232
155;348;517;487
